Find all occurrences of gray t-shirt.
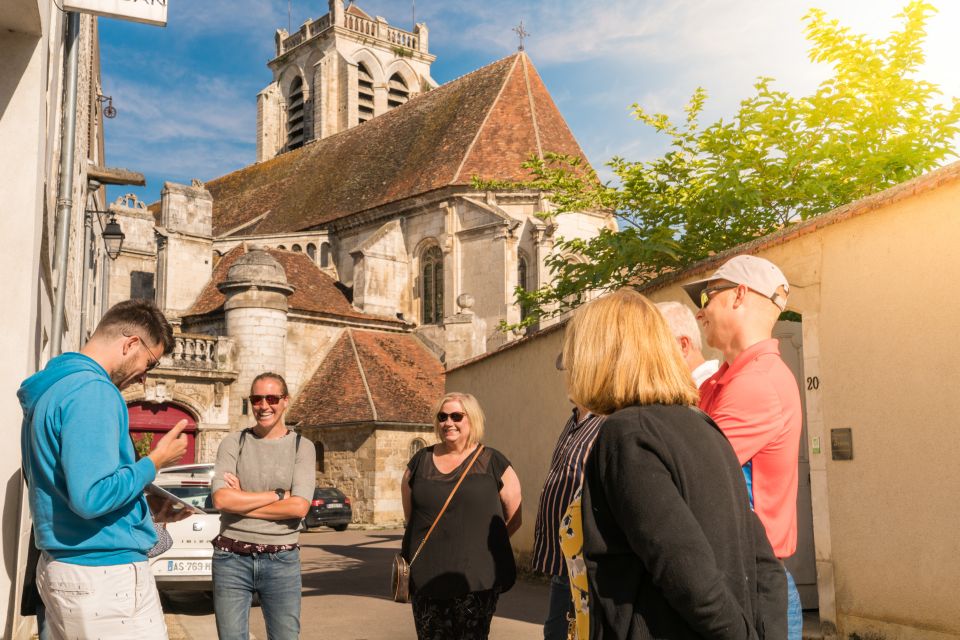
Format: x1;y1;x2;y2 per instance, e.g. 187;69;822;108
212;429;316;545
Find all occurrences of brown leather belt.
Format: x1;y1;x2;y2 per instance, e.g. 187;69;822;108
212;534;299;556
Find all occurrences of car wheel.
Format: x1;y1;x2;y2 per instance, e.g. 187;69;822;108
333;524;348;532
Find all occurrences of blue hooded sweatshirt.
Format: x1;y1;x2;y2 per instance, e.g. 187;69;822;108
19;352;157;565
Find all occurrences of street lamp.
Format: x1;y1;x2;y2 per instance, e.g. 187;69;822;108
101;214;125;259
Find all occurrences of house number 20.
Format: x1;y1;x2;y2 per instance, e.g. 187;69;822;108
806;376;820;390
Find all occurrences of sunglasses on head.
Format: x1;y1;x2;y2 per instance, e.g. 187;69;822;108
437;412;466;423
698;284;738;309
249;394;285;406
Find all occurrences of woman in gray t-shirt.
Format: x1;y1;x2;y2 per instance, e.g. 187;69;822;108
211;372;316;640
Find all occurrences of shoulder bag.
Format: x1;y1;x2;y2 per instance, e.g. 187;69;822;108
392;444;484;603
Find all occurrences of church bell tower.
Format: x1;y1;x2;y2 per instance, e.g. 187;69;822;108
256;0;436;162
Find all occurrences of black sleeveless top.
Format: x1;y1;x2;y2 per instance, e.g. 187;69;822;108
401;445;516;599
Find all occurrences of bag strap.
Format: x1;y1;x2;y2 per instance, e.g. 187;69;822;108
409;444;484;566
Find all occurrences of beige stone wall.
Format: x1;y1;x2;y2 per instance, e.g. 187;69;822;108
445;328;569;557
373;426;434;524
307;425;377;523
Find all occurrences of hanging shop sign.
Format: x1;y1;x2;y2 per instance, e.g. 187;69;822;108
62;0;168;27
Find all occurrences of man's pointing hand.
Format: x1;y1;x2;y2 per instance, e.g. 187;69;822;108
148;419;189;470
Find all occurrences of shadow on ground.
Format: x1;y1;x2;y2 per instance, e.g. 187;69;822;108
300;531;545;626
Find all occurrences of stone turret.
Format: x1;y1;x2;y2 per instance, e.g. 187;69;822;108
217;249;294;427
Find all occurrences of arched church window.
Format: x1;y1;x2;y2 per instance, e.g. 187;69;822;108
306;243;317;261
388;73;409;109
410;438;426;457
320;242;331;268
518;254;530;322
277;244;287;250
357;63;375;125
292;244;302;253
421;246;444;325
315;441;325;474
287;76;305;151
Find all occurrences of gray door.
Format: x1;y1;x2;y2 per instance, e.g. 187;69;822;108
773;320;819;609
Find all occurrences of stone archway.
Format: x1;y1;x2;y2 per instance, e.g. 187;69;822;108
128;402;198;464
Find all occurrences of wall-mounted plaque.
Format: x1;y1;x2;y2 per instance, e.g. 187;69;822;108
830;428;853;461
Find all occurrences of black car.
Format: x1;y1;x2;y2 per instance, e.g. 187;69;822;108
304;487;352;531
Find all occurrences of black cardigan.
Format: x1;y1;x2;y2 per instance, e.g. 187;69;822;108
581;404;787;639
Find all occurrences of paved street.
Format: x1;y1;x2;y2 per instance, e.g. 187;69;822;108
163;527;547;639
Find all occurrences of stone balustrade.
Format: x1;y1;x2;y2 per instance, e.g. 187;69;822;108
345;13;376;37
279;14;332;54
386;26;418;49
277;10;419;56
163;334;233;372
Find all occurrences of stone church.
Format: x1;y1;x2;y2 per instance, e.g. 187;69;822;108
106;0;614;524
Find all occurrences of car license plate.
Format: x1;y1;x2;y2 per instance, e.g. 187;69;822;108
165;560;211;574
326;504;343;509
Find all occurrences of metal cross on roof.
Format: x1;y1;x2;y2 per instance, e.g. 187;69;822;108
513;20;530;51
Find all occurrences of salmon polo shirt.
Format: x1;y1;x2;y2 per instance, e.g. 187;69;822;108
698;338;802;558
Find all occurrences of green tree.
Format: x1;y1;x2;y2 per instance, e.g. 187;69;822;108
491;1;959;327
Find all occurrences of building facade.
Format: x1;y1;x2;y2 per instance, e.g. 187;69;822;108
1;4;122;637
103;2;614;527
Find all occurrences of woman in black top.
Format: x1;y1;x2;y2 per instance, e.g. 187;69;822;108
401;392;522;640
561;289;786;639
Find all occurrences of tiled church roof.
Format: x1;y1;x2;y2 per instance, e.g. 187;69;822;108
206;53;590;237
186;244;404;325
287;329;444;427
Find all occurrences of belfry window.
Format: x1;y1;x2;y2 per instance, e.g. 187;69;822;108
357;63;375;125
421;246;444;325
287;76;305;151
387;73;409;109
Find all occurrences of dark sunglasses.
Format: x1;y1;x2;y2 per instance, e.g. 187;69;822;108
249;394;285;406
698;284;738;309
437;412;466;423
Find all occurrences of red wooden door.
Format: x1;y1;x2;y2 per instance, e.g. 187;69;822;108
127;402;198;464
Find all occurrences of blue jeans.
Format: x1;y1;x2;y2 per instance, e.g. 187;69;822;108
544;574;572;640
212;547;302;640
786;568;802;640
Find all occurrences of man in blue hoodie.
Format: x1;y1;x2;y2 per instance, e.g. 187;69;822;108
20;299;189;640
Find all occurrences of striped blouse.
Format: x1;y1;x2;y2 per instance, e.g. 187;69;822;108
531;409;605;576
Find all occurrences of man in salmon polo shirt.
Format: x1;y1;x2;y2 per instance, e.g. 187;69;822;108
682;254;803;640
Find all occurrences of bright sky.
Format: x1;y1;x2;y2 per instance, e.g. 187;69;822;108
98;0;960;204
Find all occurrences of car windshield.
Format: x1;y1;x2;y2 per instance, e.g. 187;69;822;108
165;485;218;514
314;488;344;501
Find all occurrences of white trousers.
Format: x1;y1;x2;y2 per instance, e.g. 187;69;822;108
37;552;168;640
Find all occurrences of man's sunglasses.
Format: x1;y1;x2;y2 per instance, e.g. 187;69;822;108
249;395;285;406
698;284;738;309
437;412;466;423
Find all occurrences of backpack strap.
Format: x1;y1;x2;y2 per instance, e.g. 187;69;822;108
237;427;251;457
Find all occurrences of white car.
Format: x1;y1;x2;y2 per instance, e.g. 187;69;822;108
148;463;220;592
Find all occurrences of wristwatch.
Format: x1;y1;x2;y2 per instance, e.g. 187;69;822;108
274;488;285;501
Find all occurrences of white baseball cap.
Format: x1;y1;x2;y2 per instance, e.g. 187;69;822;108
681;255;789;311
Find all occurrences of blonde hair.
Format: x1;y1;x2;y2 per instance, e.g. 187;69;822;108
432;392;485;445
563;288;699;415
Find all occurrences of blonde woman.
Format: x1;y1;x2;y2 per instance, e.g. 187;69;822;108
400;392;522;639
560;289;786;639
